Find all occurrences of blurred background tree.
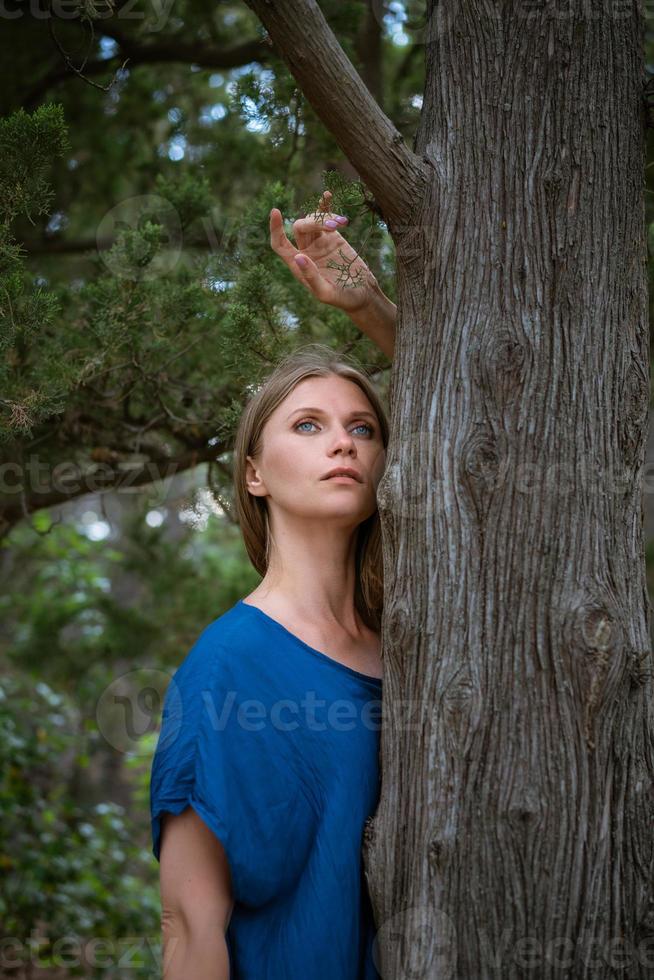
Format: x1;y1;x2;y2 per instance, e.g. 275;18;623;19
1;1;654;975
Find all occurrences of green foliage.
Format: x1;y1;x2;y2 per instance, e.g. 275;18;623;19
153;171;213;232
0;672;160;977
0;105;73;441
0;17;401;454
0;104;69;224
0;494;258;690
0;499;259;974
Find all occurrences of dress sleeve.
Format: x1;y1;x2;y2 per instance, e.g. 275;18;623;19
149;629;316;908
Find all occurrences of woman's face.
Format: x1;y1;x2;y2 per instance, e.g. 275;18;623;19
246;374;387;527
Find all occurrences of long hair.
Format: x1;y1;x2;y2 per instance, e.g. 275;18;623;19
232;344;389;632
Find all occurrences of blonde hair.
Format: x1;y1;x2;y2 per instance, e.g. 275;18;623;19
232;344;389;632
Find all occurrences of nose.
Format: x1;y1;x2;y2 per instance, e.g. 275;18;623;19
330;427;357;455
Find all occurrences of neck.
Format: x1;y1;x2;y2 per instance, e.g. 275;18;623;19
255;515;363;631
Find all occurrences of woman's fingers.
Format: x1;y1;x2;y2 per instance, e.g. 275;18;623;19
269;208;296;258
270;207;342;265
292;212;348;245
291;252;333;302
270;209;333;300
269;199;353;307
270;193;348;255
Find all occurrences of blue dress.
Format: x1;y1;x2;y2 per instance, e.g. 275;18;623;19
150;598;383;979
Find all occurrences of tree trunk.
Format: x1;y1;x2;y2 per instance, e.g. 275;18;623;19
244;0;654;976
370;5;654;977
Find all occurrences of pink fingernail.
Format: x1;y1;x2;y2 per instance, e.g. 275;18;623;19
325;219;338;229
294;255;308;268
335;216;348;224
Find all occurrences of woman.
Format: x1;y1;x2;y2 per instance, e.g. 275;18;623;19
150;194;397;979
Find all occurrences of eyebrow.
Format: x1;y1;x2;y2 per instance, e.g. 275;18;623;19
286;406;378;423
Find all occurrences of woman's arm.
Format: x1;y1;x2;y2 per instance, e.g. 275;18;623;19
159;807;234;979
269;190;396;360
346;278;396;360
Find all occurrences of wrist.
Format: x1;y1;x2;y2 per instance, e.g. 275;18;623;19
349;276;395;325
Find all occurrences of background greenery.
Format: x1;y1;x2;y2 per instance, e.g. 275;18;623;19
1;2;653;975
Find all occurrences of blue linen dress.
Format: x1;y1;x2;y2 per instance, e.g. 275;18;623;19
150;598;383;979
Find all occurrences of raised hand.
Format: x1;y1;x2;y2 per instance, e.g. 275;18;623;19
269;190;380;316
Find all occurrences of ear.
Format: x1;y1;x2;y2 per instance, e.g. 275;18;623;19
245;454;268;497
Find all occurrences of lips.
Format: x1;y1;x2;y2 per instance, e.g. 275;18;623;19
322;468;362;482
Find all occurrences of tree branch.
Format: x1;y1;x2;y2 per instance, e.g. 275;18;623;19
24;34;272;110
99;27;270;72
241;0;429;230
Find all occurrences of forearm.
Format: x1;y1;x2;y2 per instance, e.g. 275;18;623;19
347;280;396;361
163;921;230;979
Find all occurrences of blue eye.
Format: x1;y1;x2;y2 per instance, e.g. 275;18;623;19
294;419;375;436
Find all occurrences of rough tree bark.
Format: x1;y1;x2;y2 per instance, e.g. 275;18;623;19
243;0;654;976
